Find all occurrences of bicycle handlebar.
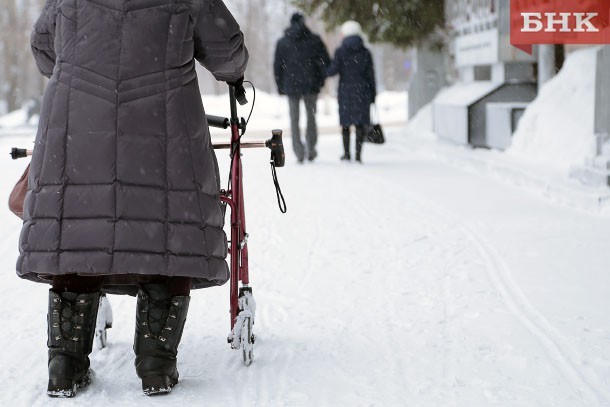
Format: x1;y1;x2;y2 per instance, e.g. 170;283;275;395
207;115;230;129
10;148;30;160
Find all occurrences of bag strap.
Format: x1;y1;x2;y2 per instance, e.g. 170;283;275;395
371;103;380;124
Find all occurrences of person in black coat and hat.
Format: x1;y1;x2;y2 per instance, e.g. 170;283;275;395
327;21;376;163
274;12;330;163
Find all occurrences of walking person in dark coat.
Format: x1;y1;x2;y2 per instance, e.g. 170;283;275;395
22;0;248;397
274;12;330;163
327;21;376;163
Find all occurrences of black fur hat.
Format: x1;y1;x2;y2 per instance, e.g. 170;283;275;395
291;12;304;25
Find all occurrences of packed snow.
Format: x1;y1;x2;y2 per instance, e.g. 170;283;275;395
1;89;609;406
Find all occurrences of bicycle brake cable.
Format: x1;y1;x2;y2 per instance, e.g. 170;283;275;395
226;81;256;191
243;81;256;125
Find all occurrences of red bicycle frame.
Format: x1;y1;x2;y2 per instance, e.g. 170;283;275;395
221;86;249;329
209;86;284;331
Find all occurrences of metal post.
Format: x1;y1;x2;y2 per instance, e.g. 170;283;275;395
538;44;555;91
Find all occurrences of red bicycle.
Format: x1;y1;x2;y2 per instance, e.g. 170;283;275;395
10;82;286;366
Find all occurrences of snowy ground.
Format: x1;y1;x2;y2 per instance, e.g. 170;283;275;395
1;97;610;406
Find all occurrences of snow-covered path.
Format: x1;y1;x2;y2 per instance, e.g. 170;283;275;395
1;127;609;406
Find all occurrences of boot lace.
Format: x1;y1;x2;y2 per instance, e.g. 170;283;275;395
141;296;180;342
52;296;90;342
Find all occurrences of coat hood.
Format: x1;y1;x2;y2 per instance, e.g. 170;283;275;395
342;35;365;51
285;22;312;40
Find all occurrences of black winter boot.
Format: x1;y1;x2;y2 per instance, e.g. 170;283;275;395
340;126;351;161
134;284;190;396
355;126;365;163
47;290;100;397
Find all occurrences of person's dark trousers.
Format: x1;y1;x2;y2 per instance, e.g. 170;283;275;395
341;126;351;160
288;94;319;162
355;125;365;162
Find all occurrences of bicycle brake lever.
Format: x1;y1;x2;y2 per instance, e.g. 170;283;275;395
265;130;285;167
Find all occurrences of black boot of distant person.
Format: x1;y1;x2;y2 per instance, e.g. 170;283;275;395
355;125;365;163
340;126;351;161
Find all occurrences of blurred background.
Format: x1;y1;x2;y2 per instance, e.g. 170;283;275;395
0;0;412;112
1;0;609;186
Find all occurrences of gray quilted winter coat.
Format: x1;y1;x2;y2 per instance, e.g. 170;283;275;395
17;0;248;293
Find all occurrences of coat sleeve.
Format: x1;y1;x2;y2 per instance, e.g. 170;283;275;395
326;49;341;77
314;36;330;89
318;38;331;69
366;49;377;103
30;0;57;78
193;0;249;82
273;40;285;94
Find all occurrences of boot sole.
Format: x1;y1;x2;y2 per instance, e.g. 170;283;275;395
142;375;178;396
47;370;91;398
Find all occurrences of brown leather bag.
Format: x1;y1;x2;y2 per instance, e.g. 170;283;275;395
9;164;29;219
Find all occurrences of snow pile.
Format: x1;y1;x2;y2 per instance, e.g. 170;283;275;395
405;102;435;140
507;47;599;173
433;81;499;106
374;91;409;124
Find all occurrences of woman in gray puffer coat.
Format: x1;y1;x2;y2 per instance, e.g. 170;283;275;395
22;0;248;397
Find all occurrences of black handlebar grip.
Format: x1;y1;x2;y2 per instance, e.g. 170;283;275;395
206;115;230;129
265;129;285;167
10;148;28;160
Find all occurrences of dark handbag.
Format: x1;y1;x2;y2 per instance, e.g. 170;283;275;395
367;123;385;144
366;104;385;144
9;164;29;219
